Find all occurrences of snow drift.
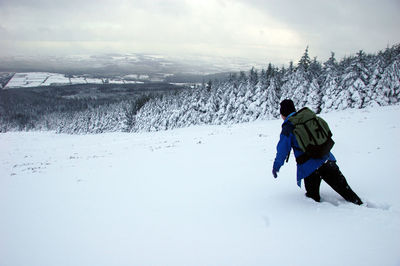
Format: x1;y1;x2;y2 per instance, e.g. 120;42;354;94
0;105;399;266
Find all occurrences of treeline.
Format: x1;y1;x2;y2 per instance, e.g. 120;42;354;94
0;85;179;133
0;44;399;134
127;44;400;132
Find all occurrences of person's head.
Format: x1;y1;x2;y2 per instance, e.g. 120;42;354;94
280;99;296;120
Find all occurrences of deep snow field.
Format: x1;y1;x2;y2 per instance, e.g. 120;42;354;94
1;105;399;266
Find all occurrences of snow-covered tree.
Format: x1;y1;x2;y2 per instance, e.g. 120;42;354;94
264;77;280;118
307;78;322;113
298;46;312;73
338;51;370;108
321;52;340;112
375;56;400;104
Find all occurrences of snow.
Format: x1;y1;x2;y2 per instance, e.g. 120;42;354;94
85;77;104;84
5;72;75;88
4;72;145;88
42;73;71;86
69;76;88;85
0;105;399;266
5;72;52;88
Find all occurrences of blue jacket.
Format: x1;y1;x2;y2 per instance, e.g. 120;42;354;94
273;112;336;186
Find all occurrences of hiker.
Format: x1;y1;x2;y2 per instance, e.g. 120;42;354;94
272;99;363;205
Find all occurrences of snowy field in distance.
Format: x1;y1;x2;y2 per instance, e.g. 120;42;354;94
5;72;91;88
4;72;143;88
0;105;399;266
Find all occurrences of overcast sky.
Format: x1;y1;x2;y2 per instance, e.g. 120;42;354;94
0;0;399;65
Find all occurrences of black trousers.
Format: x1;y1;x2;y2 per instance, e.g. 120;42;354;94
304;161;363;205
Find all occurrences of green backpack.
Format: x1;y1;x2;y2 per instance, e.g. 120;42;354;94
288;107;335;164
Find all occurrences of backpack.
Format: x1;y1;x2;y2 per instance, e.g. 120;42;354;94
288;107;334;164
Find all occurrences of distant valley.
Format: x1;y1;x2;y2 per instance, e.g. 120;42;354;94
0;53;263;89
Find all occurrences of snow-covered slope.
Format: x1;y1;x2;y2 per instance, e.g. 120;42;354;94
0;105;399;266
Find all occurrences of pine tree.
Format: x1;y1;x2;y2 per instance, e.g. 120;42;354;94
321;52;340;112
298;46;311;73
307;78;322;113
266;63;274;84
265;77;280;118
368;50;388;106
338;51;371;109
291;70;309;108
249;67;259;88
376;56;400;104
206;80;212;92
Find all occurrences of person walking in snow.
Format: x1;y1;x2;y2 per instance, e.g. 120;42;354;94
272;99;363;205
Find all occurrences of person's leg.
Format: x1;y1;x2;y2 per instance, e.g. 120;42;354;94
319;161;363;205
304;170;322;202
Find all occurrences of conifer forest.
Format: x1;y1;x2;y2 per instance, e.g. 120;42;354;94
0;44;399;134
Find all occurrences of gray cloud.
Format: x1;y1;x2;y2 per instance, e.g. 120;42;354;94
239;0;400;59
0;0;398;65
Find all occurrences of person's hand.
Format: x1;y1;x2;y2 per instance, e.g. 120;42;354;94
272;168;278;178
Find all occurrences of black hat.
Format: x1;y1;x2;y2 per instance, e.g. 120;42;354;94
280;99;296;117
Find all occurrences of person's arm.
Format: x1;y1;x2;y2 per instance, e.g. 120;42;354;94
273;125;292;175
